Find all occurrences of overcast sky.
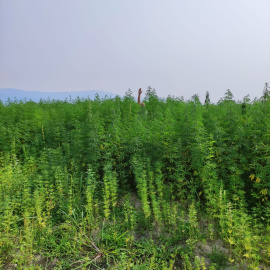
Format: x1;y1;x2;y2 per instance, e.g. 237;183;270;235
0;0;269;102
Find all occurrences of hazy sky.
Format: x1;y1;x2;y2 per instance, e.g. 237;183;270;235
0;1;269;102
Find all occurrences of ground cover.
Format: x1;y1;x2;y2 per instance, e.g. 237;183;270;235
1;88;270;269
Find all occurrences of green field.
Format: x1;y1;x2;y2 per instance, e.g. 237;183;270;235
1;88;270;269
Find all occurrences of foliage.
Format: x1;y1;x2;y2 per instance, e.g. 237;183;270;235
0;90;270;269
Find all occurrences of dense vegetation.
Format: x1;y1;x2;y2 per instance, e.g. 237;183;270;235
1;87;270;269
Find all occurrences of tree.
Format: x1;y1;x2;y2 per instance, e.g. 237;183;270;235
205;91;210;106
191;94;201;106
262;82;269;100
224;89;234;101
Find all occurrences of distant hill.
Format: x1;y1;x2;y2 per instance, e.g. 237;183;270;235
0;88;118;103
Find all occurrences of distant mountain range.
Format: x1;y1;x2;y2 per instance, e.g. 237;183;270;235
0;88;118;103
